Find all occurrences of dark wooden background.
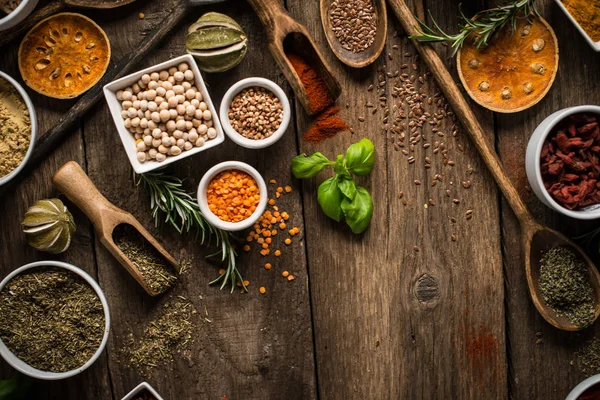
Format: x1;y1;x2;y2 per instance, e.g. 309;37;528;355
0;0;599;398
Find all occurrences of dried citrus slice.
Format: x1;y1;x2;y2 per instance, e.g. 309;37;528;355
18;13;111;99
457;16;558;113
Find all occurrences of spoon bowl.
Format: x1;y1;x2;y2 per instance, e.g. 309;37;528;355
320;0;387;68
524;224;600;331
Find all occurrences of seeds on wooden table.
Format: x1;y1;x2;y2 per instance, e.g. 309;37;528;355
228;86;283;140
0;267;105;372
329;0;377;53
113;225;178;294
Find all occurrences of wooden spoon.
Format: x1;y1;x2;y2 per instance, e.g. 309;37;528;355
247;0;341;115
387;0;600;331
320;0;387;68
52;161;180;297
0;0;136;47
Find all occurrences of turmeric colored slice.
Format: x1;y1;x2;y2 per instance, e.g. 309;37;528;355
457;16;558;113
18;13;111;99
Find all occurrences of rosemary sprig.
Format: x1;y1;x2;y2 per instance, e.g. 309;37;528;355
410;0;539;56
138;172;246;293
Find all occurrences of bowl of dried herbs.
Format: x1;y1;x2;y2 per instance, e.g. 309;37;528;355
0;260;110;380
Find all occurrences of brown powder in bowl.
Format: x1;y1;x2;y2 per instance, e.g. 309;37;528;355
0;77;31;178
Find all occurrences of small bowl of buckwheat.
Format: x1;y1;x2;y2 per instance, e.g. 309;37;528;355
219;77;291;149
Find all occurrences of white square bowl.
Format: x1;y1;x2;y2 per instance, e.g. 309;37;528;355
554;0;600;52
103;54;225;174
121;382;164;400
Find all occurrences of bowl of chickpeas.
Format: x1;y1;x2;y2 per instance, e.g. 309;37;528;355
103;54;224;174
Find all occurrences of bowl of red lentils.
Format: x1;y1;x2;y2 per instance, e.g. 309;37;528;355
219;77;290;149
197;161;268;231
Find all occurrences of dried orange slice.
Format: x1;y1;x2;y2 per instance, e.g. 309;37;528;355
18;13;111;99
457;16;558;113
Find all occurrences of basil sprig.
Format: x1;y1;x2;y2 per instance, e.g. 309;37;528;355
292;138;375;234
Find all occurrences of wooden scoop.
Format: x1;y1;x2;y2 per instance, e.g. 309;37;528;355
52;161;179;297
319;0;387;68
247;0;341;115
388;0;600;331
0;0;136;47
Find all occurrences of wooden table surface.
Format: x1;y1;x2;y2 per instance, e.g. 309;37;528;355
1;0;599;398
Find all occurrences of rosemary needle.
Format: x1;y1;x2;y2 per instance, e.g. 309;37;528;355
138;172;247;293
410;0;539;56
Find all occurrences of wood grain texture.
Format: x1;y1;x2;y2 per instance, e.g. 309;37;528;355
495;0;600;398
289;0;506;397
80;1;317;399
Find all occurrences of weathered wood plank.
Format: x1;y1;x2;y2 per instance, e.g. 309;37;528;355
289;0;507;398
0;24;113;400
80;1;317;399
496;0;600;398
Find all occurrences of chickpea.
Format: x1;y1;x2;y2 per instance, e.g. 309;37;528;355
169;109;178;120
185;121;193;131
144;135;153;146
132;83;141;94
165;90;175;100
120;110;128;119
173;130;183;139
131;117;140;128
198;124;208;135
178;63;189;72
207;127;217;139
140;118;148;129
145;90;157;101
159;70;169;80
182;82;192;91
150;72;160;81
156;153;166;162
137;141;147;152
137;152;146;163
156;87;166;97
185;89;195;100
173;85;184;95
184;70;194;81
159;102;169;111
117;90;124;101
199;102;208;111
122;90;132;101
122;100;133;110
158;144;168;154
148;148;158;159
168;97;178;108
206;120;213;128
147;120;157;130
141;74;151;84
184;142;193;151
167;76;175;85
188;130;199;142
195;91;203;101
185;105;195;116
154;96;164;105
202;110;212;120
174;71;184;82
134;133;141;140
166;120;176;131
147;101;158;112
139;100;148;111
195;138;205;147
161;81;172;91
124;118;132;129
176;138;185;148
176;95;186;104
148;81;159;90
176;119;187;131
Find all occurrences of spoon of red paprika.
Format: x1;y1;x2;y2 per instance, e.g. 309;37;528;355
387;0;600;331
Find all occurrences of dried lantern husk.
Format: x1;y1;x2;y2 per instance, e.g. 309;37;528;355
18;13;111;99
457;15;558;113
22;198;76;254
186;12;248;73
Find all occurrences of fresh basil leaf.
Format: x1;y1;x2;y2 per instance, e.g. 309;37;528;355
337;174;357;200
346;138;375;176
341;186;374;234
317;177;344;222
333;154;348;175
291;152;332;179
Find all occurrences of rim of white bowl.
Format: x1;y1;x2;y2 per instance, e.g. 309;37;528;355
0;0;35;26
566;374;600;400
0;261;111;380
219;77;291;149
121;382;164;400
197;161;268;231
0;71;38;187
532;105;600;220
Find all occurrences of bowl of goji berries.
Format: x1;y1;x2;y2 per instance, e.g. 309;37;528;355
526;105;600;219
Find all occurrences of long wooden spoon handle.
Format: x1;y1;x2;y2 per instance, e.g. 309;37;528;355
246;0;288;30
0;0;64;48
387;0;533;224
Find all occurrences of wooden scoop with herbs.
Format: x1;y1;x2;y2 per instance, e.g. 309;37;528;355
387;0;600;331
52;161;179;296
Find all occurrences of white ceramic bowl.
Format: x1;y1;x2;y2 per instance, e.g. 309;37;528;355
525;105;600;220
0;71;37;188
197;161;267;231
121;382;164;400
0;261;110;380
219;77;291;149
566;374;600;400
0;0;39;31
103;54;225;174
554;0;600;52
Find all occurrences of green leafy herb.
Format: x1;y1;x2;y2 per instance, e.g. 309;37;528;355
292;138;375;234
341;187;374;234
410;0;539;56
346;138;375;176
291;152;333;179
138;172;246;293
318;177;345;222
0;374;32;400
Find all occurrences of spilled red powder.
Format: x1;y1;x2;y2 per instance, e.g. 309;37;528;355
304;106;348;143
286;52;333;114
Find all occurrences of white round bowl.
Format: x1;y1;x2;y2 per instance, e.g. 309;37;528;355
566;374;600;400
0;71;37;188
197;161;268;231
525;105;600;220
0;261;111;380
219;77;291;149
0;0;39;31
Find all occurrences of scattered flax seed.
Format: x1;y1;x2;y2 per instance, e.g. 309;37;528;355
450;217;457;223
535;338;543;345
398;191;404;199
413;245;420;252
451;234;457;242
462;180;471;189
358;116;365;122
428;199;435;206
535;331;543;338
402;198;408;206
368;84;374;91
466;210;473;220
453;198;460;205
445;190;451;197
414;180;421;185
